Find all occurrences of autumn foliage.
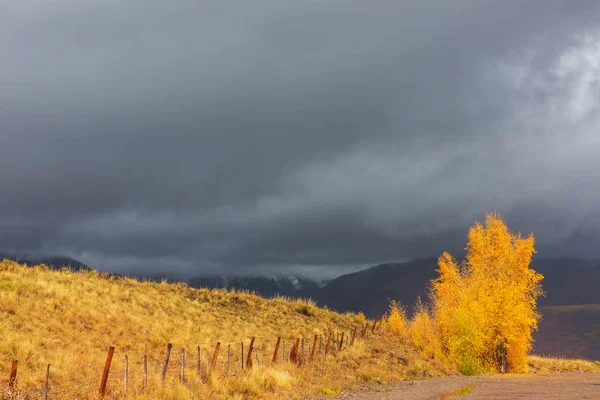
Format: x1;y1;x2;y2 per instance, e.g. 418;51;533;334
386;213;544;374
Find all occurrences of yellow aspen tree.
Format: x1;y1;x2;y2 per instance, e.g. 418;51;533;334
428;212;543;373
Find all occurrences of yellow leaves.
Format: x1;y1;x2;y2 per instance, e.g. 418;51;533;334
384;301;409;339
409;307;440;360
410;212;544;374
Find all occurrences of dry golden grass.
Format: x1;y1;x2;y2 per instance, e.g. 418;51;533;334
0;260;446;399
527;355;600;374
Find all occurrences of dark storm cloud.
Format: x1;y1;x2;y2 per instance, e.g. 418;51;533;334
2;1;600;279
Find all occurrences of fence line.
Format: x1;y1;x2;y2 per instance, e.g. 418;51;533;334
2;320;384;398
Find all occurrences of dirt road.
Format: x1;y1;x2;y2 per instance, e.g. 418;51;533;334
313;373;600;399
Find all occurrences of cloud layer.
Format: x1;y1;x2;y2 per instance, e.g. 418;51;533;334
2;1;600;278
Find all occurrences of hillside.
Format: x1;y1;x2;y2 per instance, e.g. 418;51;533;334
535;304;600;360
0;260;446;399
316;259;438;318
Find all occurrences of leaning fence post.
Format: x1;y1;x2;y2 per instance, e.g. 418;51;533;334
351;327;357;345
99;346;114;396
210;342;221;373
143;355;148;394
272;337;281;363
339;332;345;351
361;324;368;339
309;335;318;362
371;318;378;334
180;348;185;384
162;343;173;383
43;364;50;400
245;337;255;369
124;355;129;395
8;359;18;389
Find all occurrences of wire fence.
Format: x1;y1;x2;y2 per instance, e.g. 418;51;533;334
1;318;383;399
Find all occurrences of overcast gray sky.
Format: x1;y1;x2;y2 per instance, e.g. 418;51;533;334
2;0;600;279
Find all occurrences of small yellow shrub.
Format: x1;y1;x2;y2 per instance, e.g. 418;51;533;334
384;301;409;340
409;307;441;360
355;312;367;325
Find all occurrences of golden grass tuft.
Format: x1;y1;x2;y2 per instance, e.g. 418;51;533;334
0;260;443;399
527;355;600;373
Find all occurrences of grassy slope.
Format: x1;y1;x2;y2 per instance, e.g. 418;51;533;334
0;260;446;399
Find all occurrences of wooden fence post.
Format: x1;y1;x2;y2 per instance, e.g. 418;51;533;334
325;332;332;357
143;355;148;394
309;335;318;362
351;327;357;345
180;348;185;384
226;344;231;377
361;324;368;339
124;355;129;395
161;343;173;383
301;338;305;365
99;346;114;396
8;359;18;389
43;364;50;400
339;332;345;351
272;337;281;363
371;318;378;334
210;342;221;373
245;337;255;369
